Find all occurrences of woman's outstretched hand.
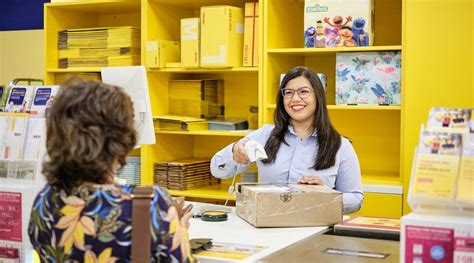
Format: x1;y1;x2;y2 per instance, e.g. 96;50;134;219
232;141;250;165
298;176;324;185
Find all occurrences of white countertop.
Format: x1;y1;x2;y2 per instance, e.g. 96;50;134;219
188;203;328;262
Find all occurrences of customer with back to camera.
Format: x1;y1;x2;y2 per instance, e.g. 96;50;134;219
211;66;363;214
28;78;193;262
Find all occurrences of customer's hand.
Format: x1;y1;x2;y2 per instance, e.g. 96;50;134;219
173;197;193;220
232;141;250;165
180;208;192;229
298;176;324;185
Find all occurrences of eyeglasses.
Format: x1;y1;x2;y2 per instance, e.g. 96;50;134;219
280;87;313;99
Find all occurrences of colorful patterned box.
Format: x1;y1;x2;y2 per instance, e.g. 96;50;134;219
304;0;373;48
335;51;401;105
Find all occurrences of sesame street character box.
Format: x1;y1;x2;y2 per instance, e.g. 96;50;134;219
304;0;374;48
335;51;401;105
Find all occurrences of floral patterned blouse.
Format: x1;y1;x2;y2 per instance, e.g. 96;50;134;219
28;183;193;262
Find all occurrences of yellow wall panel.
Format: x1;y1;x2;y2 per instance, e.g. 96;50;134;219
0;30;44;85
350;192;402;218
402;0;473;214
330;111;401;177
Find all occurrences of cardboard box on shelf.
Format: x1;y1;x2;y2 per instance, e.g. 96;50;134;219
243;2;259;67
236;183;342;227
168;79;224;119
200;5;244;68
181;18;200;68
146;40;180;68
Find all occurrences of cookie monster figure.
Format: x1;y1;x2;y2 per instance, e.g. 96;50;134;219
304;26;316;47
352;18;369;46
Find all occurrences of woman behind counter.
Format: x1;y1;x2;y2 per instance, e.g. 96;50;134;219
28;79;192;262
211;66;364;214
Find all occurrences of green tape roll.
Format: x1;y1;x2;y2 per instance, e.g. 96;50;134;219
201;210;228;222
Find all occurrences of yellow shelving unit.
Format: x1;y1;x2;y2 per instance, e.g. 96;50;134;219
262;0;403;216
44;0;473;216
44;0;142;84
140;0;260;189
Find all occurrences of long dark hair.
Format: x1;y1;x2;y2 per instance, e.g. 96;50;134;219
263;66;341;170
42;78;137;191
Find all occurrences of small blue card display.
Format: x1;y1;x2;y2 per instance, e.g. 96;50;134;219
5;87;35;113
33;88;52;106
30;86;60;116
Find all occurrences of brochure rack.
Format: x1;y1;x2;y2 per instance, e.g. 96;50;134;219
0;112;45;182
407;108;473;213
0;113;46;262
8;78;44;88
0;79;47;263
408;146;473;213
401;107;474;263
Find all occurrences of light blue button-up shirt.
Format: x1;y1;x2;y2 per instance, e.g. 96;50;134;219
211;124;364;214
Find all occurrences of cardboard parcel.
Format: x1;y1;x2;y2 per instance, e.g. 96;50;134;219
236;183;343;227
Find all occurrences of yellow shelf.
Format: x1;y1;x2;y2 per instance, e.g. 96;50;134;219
267;104;401;111
47;68;102;73
149;0;245;8
148;67;258;73
45;0;140;13
167;184;234;201
267;45;402;56
328;105;401;111
362;174;403;196
362;175;402;186
155;130;250;137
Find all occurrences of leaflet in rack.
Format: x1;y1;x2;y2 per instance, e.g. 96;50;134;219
408;107;473;210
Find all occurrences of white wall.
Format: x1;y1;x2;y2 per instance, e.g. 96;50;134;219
0;30;44;86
